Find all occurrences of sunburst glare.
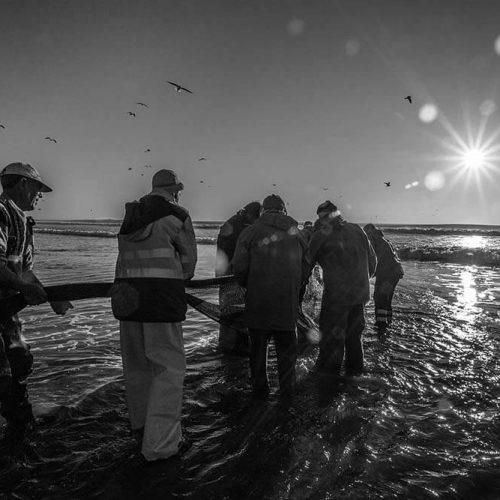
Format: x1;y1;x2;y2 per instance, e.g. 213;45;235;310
431;106;500;193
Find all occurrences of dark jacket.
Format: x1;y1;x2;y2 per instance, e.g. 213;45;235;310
216;212;249;274
112;193;197;323
365;230;404;280
232;211;308;331
308;215;377;313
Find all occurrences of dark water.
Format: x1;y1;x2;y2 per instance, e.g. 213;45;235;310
1;233;500;499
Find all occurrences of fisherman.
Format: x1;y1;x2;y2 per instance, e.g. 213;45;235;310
0;163;72;447
215;201;261;354
308;203;376;378
299;203;337;306
313;200;338;231
363;223;404;330
299;220;314;243
232;195;308;402
112;169;197;463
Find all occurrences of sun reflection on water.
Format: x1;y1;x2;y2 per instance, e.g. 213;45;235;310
459;235;487;249
457;270;477;309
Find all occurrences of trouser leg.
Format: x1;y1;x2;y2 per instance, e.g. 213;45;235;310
142;322;185;461
318;309;348;376
0;316;33;425
248;329;271;398
344;305;365;376
273;330;297;398
387;278;399;325
374;279;392;328
120;321;150;431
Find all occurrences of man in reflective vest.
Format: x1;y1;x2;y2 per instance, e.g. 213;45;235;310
0;162;72;449
112;169;197;463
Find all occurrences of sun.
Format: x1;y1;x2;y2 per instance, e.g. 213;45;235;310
462;148;486;170
430;109;500;192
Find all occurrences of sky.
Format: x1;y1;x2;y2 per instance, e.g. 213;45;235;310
1;0;500;224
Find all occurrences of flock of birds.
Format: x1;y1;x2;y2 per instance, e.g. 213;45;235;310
0;88;413;190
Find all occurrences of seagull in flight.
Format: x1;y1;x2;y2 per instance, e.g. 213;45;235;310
322;187;329;191
200;180;204;183
404;96;412;104
127;112;136;117
167;81;193;94
198;157;207;161
144;165;152;168
0;124;5;129
44;137;57;143
384;181;391;187
144;148;151;153
128;167;132;171
136;102;149;108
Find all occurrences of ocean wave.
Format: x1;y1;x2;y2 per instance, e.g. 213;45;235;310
398;246;500;266
383;227;500;237
35;228;117;238
35;227;217;244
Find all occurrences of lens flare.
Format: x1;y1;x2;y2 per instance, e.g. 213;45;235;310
419;104;439;123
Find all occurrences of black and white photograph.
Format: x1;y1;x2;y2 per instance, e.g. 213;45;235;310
1;0;500;498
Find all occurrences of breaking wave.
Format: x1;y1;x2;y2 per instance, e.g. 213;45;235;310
382;226;500;237
398;246;500;266
34;228;217;245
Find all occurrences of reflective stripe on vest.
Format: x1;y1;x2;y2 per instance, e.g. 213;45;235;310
119;266;185;279
122;248;176;260
115;231;184;281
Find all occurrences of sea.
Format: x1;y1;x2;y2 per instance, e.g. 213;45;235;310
1;220;500;499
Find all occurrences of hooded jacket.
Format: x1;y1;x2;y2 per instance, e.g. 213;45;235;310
112;192;197;323
232;211;308;331
308;215;377;311
365;228;404;280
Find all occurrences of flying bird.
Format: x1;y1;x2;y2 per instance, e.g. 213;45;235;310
384;181;391;187
144;165;152;169
0;125;5;129
322;187;329;191
200;180;204;183
404;96;412;104
198;157;207;161
127;112;136;117
144;148;151;153
136;102;149;108
44;137;57;143
128;167;132;171
272;183;277;187
167;81;193;94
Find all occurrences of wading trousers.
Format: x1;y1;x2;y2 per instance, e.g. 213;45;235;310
0;315;34;425
248;329;297;399
317;304;365;376
374;277;401;328
120;321;185;461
